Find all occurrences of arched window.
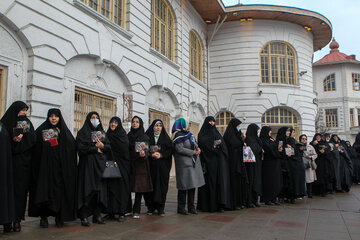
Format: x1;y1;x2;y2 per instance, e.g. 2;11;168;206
81;0;126;27
189;30;203;82
261;107;300;139
260;42;297;85
151;0;175;61
0;65;7;116
323;73;336;92
215;111;235;135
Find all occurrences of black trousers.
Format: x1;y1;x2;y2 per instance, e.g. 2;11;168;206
132;192;152;214
78;192;102;219
306;183;313;197
177;188;195;211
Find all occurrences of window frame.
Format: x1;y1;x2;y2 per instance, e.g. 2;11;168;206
350;108;355;127
352;73;360;91
189;30;203;82
215;111;235;136
151;0;175;61
148;108;171;133
325;108;338;128
323;73;336;92
259;41;298;85
74;87;117;135
81;0;126;28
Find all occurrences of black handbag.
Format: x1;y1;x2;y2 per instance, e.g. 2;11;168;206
102;158;122;179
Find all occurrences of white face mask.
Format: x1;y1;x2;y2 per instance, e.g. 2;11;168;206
236;127;241;132
90;119;100;128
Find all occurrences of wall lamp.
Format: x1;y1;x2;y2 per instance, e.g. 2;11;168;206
304;26;311;31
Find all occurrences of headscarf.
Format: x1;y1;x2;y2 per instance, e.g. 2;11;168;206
76;111;104;150
146;119;172;148
127;116;149;151
276;126;291;143
245;123;263;150
198;116;223;151
1;101;32;135
171;117;195;147
223;118;243;144
331;134;341;143
299;134;307;144
106;116;130;161
259;126;272;140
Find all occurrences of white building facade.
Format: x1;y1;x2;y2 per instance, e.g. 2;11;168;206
0;0;332;138
313;39;360;143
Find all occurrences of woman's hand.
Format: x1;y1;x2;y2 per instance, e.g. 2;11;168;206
97;148;103;154
95;139;104;149
194;148;201;155
13;134;23;142
152;152;161;159
139;150;145;157
319;149;325;154
278;146;283;152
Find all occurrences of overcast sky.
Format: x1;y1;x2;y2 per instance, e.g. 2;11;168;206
221;0;360;62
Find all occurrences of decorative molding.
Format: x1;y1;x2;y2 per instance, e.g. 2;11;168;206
149;47;180;70
189;74;207;88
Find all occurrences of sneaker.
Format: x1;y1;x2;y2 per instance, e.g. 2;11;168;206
118;215;125;222
133;213;140;219
124;212;132;217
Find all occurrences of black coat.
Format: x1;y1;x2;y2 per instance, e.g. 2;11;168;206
77;112;111;210
1;101;36;220
223;118;247;209
0;121;15;224
29;109;77;221
245;123;263;195
260;126;282;202
353;133;360;183
145;119;173;206
106;117;131;214
197;116;231;212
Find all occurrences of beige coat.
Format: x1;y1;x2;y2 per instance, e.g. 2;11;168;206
303;144;318;183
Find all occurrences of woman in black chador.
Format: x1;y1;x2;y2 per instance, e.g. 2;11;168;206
245;123;263;207
29;109;77;228
0;120;15;233
276;127;291;203
197;116;230;212
127;116;152;219
223;118;247;210
331;134;353;192
145;119;173;216
260;126;282;205
1;101;36;232
105;117;130;222
352;133;360;184
77;112;111;226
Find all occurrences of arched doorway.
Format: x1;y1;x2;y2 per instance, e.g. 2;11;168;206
261;107;300;139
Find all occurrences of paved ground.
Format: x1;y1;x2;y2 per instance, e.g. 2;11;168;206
1;178;360;240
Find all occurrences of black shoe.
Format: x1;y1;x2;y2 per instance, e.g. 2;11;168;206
92;216;105;224
81;218;91;227
219;208;225;213
55;217;64;228
247;204;256;208
40;217;48;228
118;215;125;222
272;200;280;206
3;223;12;233
13;221;21;232
265;201;274;205
290;199;295;204
188;209;197;214
177;210;188;215
146;210;153;216
254;202;261;207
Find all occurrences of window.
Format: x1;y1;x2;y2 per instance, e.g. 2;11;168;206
261;107;300;139
352;73;360;91
323;73;336;92
325;109;338;128
151;0;175;61
215;111;235;135
0;65;7;117
189;30;203;82
81;0;126;27
350;108;355;127
148;109;170;133
260;42;297;85
74;87;116;135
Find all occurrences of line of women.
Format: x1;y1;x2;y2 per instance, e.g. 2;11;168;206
1;101;359;233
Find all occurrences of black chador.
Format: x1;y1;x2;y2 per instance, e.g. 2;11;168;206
0;120;16;232
311;134;330;196
29;109;77;227
145;119;173;215
1;101;36;231
352;133;360;184
245;123;263;207
223;118;247;210
77;112;111;226
260;126;282;204
105;117;131;220
197;116;231;212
